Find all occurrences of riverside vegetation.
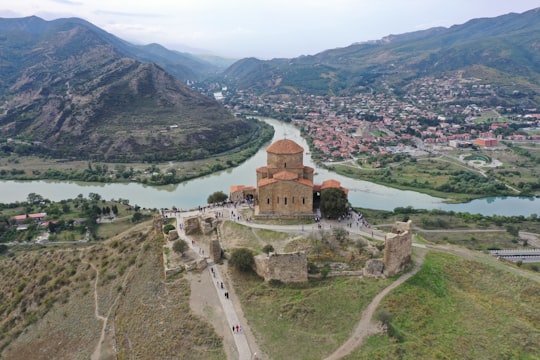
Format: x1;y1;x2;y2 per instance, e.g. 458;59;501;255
329;142;540;202
0;118;273;185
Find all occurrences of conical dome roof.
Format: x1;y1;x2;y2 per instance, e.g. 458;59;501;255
266;139;304;154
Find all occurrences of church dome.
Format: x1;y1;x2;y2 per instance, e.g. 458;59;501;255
266;139;304;155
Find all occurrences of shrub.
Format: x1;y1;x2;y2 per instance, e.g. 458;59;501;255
376;310;393;325
229;248;254;272
307;262;319;274
172;239;188;254
262;244;274;254
163;224;175;233
132;212;143;223
268;279;283;287
321;265;330;278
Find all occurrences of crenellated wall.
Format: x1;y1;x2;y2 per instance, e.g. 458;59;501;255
254;252;308;283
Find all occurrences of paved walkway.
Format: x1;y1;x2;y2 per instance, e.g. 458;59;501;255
172;211;254;360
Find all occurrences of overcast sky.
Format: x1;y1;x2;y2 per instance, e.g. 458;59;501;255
1;1;539;59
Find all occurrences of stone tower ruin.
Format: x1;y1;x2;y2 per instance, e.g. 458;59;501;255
383;220;413;276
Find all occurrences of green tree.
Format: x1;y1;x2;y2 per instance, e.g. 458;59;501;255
172;239;188;255
132;212;143;223
506;225;519;237
207;191;228;204
320;188;348;219
163;224;175;233
27;192;44;204
262;244;274;254
88;192;101;202
229;248;254;272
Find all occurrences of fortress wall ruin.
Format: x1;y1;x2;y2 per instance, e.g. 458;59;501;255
383;220;413;276
254;252;308;283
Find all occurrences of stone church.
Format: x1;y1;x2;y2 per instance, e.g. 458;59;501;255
231;138;347;218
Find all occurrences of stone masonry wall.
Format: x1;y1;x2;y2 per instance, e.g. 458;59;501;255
258;180;313;216
254;252;308;283
383;220;413;276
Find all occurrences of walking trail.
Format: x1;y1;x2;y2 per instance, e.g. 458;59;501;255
324;249;426;360
173;206;427;360
175;211;256;360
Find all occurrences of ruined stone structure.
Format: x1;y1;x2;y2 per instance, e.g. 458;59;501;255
209;239;222;263
363;259;385;277
254;252;308;283
183;214;219;235
383;220;413;276
167;229;179;242
153;214;163;234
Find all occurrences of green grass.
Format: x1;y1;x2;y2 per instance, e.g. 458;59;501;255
221;221;293;253
470;110;508;123
333;143;540;199
332;159;488;202
231;270;393;359
349;251;540;359
96;217;134;239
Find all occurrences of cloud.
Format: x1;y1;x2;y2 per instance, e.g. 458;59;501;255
51;0;83;5
0;10;23;17
94;10;163;18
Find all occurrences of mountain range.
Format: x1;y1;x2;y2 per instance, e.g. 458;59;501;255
1;8;539;161
222;7;540;104
0;16;254;162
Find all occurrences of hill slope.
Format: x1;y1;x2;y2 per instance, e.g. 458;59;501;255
0;17;260;162
222;8;540;104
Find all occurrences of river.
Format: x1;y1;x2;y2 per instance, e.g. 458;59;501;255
0;118;538;216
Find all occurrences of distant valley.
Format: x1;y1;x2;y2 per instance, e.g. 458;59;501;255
1;8;539;177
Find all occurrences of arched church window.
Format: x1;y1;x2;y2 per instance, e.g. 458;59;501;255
284;162;287;168
302;197;305;204
284;197;288;205
267;198;270;204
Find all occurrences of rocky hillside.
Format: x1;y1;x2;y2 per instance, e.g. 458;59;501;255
0;17;258;162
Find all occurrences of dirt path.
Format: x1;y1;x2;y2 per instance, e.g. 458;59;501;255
77;254;109;360
324;249;427;360
176;211;263;359
79;242;141;360
88;261;109;360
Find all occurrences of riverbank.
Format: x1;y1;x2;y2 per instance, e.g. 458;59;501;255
328;161;497;203
1;117;539;216
0;119;274;186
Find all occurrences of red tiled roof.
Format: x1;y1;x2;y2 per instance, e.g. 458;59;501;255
266;139;304;154
258;178;277;187
321;179;341;189
273;171;298;181
230;185;246;193
12;212;47;220
297;178;314;187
